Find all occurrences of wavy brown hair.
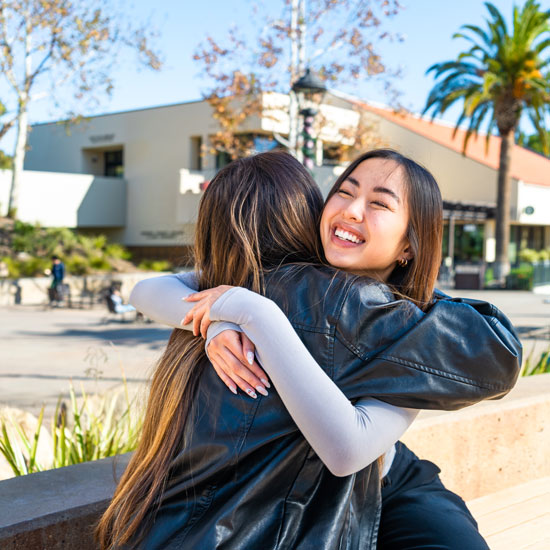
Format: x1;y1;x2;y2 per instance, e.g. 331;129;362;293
96;151;324;549
324;149;443;310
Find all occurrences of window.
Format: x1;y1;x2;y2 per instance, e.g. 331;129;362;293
190;137;203;171
104;150;124;177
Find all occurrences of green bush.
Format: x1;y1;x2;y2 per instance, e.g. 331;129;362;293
522;345;550;377
104;243;132;261
89;255;112;271
5;221;134;277
518;248;539;263
1;256;21;278
518;248;550;263
505;263;534;290
65;254;90;276
0;378;143;476
138;259;172;272
17;257;50;277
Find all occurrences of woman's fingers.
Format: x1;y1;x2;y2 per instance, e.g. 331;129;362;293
240;334;270;388
211;362;237;394
192;304;206;337
199;314;211;339
207;331;268;397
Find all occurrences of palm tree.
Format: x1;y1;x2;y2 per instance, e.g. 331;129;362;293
424;0;550;284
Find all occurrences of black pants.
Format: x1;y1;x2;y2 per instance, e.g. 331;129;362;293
378;442;489;550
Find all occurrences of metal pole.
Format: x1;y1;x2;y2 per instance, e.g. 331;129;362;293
301;107;316;170
288;0;299;155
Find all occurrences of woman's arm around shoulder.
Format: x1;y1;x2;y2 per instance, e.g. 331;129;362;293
208;287;418;476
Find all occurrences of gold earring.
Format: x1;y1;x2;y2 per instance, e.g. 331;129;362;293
398;258;408;267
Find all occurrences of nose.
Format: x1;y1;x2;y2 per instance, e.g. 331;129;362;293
343;198;364;222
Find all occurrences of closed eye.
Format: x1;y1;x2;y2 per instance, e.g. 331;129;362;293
337;188;353;197
372;200;389;209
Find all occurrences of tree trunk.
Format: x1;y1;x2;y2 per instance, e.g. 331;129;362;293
493;129;514;285
7;103;28;219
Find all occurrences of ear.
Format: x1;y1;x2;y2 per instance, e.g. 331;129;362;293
401;243;414;261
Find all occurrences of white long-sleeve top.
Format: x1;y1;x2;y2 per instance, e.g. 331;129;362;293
130;273;418;477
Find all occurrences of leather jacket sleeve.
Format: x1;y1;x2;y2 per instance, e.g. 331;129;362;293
333;279;522;410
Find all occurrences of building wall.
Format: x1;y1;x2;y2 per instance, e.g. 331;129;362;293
26;101;217;247
0;169;125;228
371;115;508;210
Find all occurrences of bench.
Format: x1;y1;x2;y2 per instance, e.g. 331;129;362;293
468;477;550;550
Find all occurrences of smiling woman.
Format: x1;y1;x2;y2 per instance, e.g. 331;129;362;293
321;157;412;281
322;149;443;307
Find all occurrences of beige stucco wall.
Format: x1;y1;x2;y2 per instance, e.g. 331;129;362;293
372;116;510;209
24;97;550;249
25;101;217;246
0;170;125;228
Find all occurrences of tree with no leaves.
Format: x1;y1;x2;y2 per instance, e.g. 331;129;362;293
0;0;162;219
193;0;403;161
424;0;550;283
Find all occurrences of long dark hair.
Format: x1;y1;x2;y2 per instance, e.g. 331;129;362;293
97;151;324;549
325;149;443;310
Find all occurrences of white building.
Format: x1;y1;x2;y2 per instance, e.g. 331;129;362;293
3;92;549;265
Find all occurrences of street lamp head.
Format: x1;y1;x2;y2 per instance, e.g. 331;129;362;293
292;68;327;107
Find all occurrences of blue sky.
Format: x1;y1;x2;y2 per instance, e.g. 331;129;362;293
0;0;523;152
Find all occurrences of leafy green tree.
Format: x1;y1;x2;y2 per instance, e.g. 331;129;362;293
517;128;550;156
0;149;12;169
0;0;162;219
423;0;550;283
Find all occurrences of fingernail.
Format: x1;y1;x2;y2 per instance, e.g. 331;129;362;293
256;385;268;397
229;385;237;395
260;378;271;388
246;351;254;365
245;388;257;399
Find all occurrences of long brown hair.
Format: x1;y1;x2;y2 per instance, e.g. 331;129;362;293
325;149;443;310
97;151;324;549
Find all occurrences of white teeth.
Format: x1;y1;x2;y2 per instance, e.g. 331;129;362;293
334;228;363;244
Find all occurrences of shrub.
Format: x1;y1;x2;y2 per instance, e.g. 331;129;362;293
138;259;172;272
89;255;112;271
65;254;90;276
522;345;550;377
505;263;534;290
0;378;143;476
518;248;539;263
104;243;132;261
1;256;21;278
17;257;50;277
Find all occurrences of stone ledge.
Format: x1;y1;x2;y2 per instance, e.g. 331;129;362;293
402;373;550;501
0;454;131;549
0;374;548;548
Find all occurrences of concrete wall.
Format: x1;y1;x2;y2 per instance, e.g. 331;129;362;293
0;373;547;548
402;373;550;501
0;170;125;228
0;271;173;306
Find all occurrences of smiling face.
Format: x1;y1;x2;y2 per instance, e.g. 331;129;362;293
320;157;413;281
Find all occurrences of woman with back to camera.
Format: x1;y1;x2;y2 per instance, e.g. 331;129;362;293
101;151;520;549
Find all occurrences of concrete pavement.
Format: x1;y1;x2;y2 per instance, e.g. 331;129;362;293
0;288;549;415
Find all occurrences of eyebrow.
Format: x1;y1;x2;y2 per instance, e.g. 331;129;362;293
345;177;401;203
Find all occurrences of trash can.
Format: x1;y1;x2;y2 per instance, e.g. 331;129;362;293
454;263;486;290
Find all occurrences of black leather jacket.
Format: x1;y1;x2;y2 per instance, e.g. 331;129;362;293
142;266;521;550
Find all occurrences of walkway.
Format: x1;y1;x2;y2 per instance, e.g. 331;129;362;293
469;477;550;550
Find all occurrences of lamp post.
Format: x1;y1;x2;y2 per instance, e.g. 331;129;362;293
291;68;327;169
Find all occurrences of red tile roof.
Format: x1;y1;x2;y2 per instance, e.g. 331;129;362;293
361;104;550;188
